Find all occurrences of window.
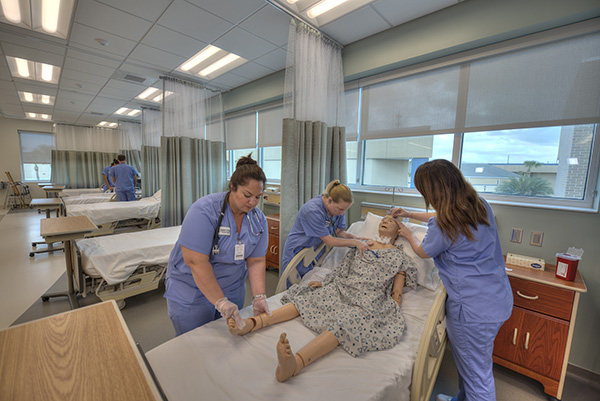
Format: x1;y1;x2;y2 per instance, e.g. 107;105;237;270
19;131;55;181
346;25;600;210
261;146;281;181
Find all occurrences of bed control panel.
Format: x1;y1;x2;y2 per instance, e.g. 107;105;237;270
506;253;545;270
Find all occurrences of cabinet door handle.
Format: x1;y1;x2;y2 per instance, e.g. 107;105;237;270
516;290;539;300
524;332;530;350
512;328;518;345
270;226;278;230
269;245;274;253
273;246;278;255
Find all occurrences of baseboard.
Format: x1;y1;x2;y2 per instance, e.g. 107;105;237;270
566;363;600;390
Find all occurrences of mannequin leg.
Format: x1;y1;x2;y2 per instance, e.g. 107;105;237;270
275;331;339;382
228;303;300;335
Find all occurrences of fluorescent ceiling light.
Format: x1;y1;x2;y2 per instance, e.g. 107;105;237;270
137;87;159;100
18;91;55;105
180;45;219;72
127;109;140;116
23;92;33;102
41;114;49;119
41;0;59;33
7;56;60;84
98;121;117;128
28;112;36;118
41;95;50;104
116;107;128;114
286;0;299;3
307;0;348;19
199;54;240;77
1;0;21;23
26;112;52;120
41;63;53;81
15;57;30;77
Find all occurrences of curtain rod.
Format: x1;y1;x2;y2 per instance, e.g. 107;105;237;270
264;0;343;49
160;75;221;93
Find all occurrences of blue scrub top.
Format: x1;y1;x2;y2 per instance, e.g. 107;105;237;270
102;165;113;191
165;192;268;306
281;195;347;272
109;163;138;192
421;199;513;324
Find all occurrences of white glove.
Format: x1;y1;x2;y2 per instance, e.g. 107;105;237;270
215;297;246;330
252;294;272;316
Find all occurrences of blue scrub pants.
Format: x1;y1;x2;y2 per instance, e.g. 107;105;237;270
167;282;246;336
115;189;136;201
445;314;504;401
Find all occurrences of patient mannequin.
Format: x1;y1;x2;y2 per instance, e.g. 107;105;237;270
228;215;417;382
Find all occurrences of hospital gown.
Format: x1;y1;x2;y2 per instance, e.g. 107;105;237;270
281;246;418;357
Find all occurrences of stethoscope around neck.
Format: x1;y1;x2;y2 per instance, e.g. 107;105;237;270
211;192;264;255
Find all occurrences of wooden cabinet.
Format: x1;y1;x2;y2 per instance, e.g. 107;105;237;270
265;214;280;270
493;263;586;400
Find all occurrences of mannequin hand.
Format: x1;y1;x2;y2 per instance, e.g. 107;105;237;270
391;291;403;307
389;207;409;218
215;297;246;330
252;294;272;316
308;281;322;288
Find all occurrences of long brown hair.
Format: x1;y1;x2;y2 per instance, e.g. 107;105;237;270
230;154;266;190
414;159;489;242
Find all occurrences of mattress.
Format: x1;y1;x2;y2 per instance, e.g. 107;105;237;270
66;196;161;226
76;225;181;284
62;193;115;205
146;248;442;401
60;188;103;197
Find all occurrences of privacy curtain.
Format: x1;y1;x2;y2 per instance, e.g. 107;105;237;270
160;77;226;227
51;124;119;188
280;20;347;262
118;120;142;173
142;108;162;197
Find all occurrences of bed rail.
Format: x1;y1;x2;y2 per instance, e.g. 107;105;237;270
411;284;448;401
275;242;328;294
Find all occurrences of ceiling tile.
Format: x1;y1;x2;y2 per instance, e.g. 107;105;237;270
157;1;233;44
127;44;186;71
0;30;67;56
115;64;162;86
59;78;104;95
63;57;116;79
141;25;208;59
53;110;84;122
213;27;278;61
14;82;58;96
75;0;153;42
254;48;287;72
66;48;122;69
239;5;291;47
61;69;110;86
54;99;89;112
186;0;265;25
209;72;251;89
96;0;172;22
1;42;65;65
69;23;137;59
372;0;458;26
320;7;391;45
229;61;275;81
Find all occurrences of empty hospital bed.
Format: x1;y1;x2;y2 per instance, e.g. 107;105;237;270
145;215;448;401
65;190;162;236
70;225;180;306
61;192;116;206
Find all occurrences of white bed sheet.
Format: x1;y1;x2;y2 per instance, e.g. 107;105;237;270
66;196;161;225
62;193;114;205
76;225;181;284
146;247;442;401
60;188;103;197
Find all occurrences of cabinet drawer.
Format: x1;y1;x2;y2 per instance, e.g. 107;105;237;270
509;277;574;320
266;216;280;235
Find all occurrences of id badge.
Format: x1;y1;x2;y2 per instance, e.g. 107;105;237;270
234;243;245;261
218;226;231;236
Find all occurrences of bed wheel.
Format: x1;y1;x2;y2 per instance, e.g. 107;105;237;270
41;296;49;302
31;243;36;248
29;252;35;257
116;300;126;310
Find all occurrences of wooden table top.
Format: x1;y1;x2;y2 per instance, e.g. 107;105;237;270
42;185;66;191
40;215;97;237
30;198;63;207
0;301;162;401
505;262;587;293
37;182;53;187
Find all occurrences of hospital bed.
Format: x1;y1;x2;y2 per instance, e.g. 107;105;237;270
145;215;448;401
65;190;162;237
70;225;180;306
61;192;116;206
60;188;103;197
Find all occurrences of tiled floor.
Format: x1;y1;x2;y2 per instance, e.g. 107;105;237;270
0;208;66;329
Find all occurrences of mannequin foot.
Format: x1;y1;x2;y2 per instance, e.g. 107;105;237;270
227;317;256;335
275;333;298;382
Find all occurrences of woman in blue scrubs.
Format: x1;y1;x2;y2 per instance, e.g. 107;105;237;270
393;159;513;401
281;180;368;279
165;155;270;336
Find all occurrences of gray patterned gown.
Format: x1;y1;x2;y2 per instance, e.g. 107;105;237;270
281;246;418;357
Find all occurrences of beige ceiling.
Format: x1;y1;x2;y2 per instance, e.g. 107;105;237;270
0;0;460;126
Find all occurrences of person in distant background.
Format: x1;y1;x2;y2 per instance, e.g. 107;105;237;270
102;159;118;192
109;154;138;201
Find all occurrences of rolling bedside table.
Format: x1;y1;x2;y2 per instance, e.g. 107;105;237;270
265;214;280;270
493;262;587;400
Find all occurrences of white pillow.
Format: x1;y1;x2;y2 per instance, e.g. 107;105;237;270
357;212;440;291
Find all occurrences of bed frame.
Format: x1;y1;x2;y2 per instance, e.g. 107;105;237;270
276;242;448;401
83;216;162;238
69;239;166;306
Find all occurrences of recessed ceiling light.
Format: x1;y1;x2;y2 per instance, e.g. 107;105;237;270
7;56;60;84
307;0;348;19
18;91;55;105
0;0;76;39
1;0;22;23
137;87;159;100
180;45;219;72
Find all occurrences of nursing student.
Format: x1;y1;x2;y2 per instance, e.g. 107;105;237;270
281;180;368;280
101;159;118;192
164;155;270;336
392;159;512;401
109;154;138;201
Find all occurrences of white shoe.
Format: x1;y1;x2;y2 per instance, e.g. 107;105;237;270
436;395;454;401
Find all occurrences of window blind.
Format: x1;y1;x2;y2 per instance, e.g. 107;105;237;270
257;106;282;147
225;113;256;150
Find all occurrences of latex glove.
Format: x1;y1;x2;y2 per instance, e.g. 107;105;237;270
389;207;409;218
354;240;370;259
252;294;272;316
308;281;322;288
215;297;246;330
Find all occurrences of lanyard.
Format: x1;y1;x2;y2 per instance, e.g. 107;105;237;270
211;192;230;255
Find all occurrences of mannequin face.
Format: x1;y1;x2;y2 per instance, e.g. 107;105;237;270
323;197;352;216
229;179;264;215
378;216;400;241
